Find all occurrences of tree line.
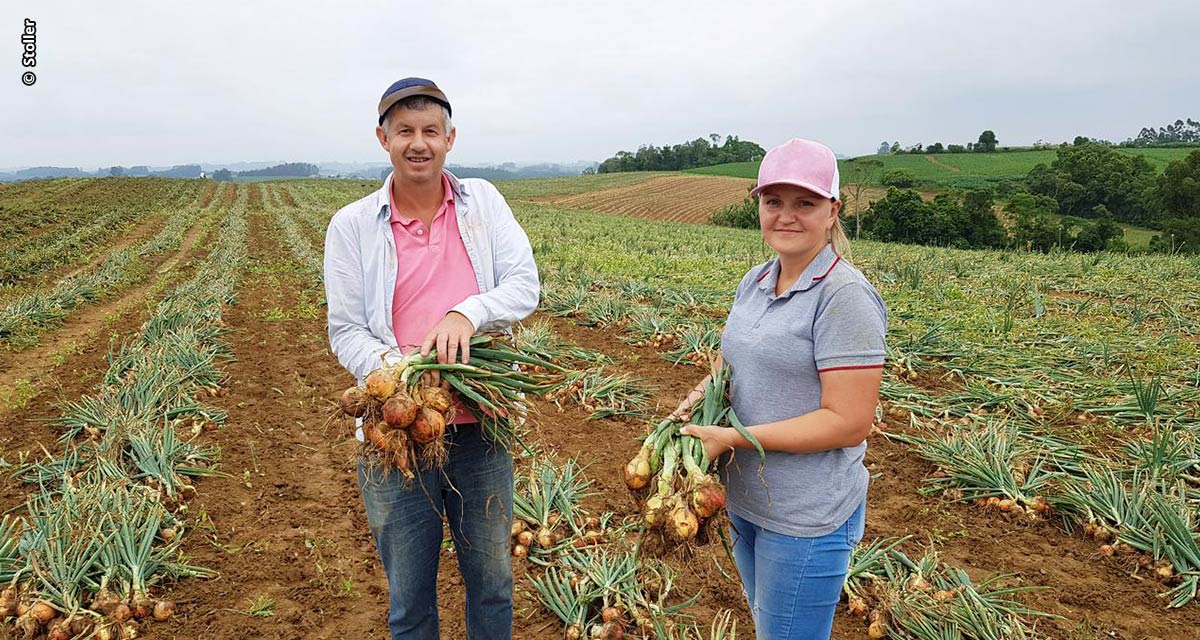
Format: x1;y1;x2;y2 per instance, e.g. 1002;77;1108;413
883;117;1199;156
211;162;319;181
596;135;764;173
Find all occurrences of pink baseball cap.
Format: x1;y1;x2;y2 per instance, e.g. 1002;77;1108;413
750;138;840;201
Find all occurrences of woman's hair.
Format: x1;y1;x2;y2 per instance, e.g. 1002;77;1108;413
830;197;853;261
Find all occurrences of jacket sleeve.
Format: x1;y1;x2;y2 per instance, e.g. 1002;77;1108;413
324;212;399;382
451;188;540;332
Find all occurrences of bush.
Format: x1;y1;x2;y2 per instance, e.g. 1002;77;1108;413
709;196;759;229
1025;143;1157;225
881;169;917;188
1154;149;1200;220
861;188;1003;249
1149;218;1200;253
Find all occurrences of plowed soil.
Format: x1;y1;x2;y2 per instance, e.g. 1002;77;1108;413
537;175;755;224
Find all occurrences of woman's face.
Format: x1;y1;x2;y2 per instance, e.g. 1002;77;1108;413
759;184;841;259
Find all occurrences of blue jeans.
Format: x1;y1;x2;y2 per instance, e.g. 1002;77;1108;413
729;501;866;640
357;423;514;640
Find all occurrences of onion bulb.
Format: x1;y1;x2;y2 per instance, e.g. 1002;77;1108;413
421;387;454;413
867;620;888;639
132;593;154;619
517;531;534;547
91;587;121;616
339;387;371;417
382;393;419;428
411;407;446;445
643;495;666;529
364;368;399;401
152;600;176;621
111;603;132;622
688;476;726;519
0;585;16;618
512;544;528;558
511;520;527;538
667;497;699;542
48;618;70;640
31;601;56;625
623;452;651;490
363;419;390;451
847;596;868;617
596;622;625;639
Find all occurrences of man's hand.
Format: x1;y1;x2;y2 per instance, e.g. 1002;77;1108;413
421;311;475;365
679;423;733;463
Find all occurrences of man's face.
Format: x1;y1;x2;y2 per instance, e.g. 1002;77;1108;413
375;106;455;186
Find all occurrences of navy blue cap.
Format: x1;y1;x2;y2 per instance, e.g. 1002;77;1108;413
377;77;452;126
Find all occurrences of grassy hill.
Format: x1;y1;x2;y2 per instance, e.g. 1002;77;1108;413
688;146;1200;189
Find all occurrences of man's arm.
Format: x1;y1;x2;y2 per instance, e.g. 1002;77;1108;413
450;189;540;332
324;213;398;381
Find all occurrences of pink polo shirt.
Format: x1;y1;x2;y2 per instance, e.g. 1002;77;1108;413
389;173;480;424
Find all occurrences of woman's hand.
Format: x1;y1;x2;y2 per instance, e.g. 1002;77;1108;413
668;381;708;422
680;423;733;463
667;395;699;422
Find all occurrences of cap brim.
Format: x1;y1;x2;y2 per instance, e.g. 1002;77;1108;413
750;179;837;200
378;86;452;125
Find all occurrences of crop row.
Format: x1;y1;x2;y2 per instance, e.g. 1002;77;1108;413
0;204;217;348
0;199;248;638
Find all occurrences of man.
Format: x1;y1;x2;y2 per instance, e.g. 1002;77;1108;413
323;77;539;640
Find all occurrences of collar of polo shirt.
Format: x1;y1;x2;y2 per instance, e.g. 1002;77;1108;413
756;244;842;298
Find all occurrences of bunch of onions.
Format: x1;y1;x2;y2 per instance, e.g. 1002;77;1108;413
625;364;760;548
339;335;565;472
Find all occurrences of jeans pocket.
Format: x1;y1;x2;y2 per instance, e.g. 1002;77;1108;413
845;501;866;547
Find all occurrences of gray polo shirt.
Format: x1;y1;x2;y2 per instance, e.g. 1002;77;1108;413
720;244;887;537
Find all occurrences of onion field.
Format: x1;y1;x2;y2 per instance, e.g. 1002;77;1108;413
1;176;1199;639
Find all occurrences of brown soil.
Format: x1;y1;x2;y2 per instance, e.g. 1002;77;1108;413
537;175;755;224
0;209;216;407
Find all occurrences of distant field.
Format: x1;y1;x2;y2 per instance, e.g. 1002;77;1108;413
495;171;670;200
689;146;1200;189
531;174;753;224
535;171;1161;248
230;175;315;183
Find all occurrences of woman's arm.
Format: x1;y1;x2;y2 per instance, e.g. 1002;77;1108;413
682;366;882;460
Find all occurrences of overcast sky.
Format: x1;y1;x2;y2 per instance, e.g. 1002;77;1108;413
3;1;1198;170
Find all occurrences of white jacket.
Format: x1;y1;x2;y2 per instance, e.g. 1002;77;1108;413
323;170;540;384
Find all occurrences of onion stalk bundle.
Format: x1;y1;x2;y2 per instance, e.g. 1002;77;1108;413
624;364;762;546
512;458;596;561
340;335;565;474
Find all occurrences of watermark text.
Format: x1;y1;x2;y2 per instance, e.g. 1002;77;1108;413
21;18;36;86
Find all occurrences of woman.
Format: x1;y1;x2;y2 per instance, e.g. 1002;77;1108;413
672;138;887;640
